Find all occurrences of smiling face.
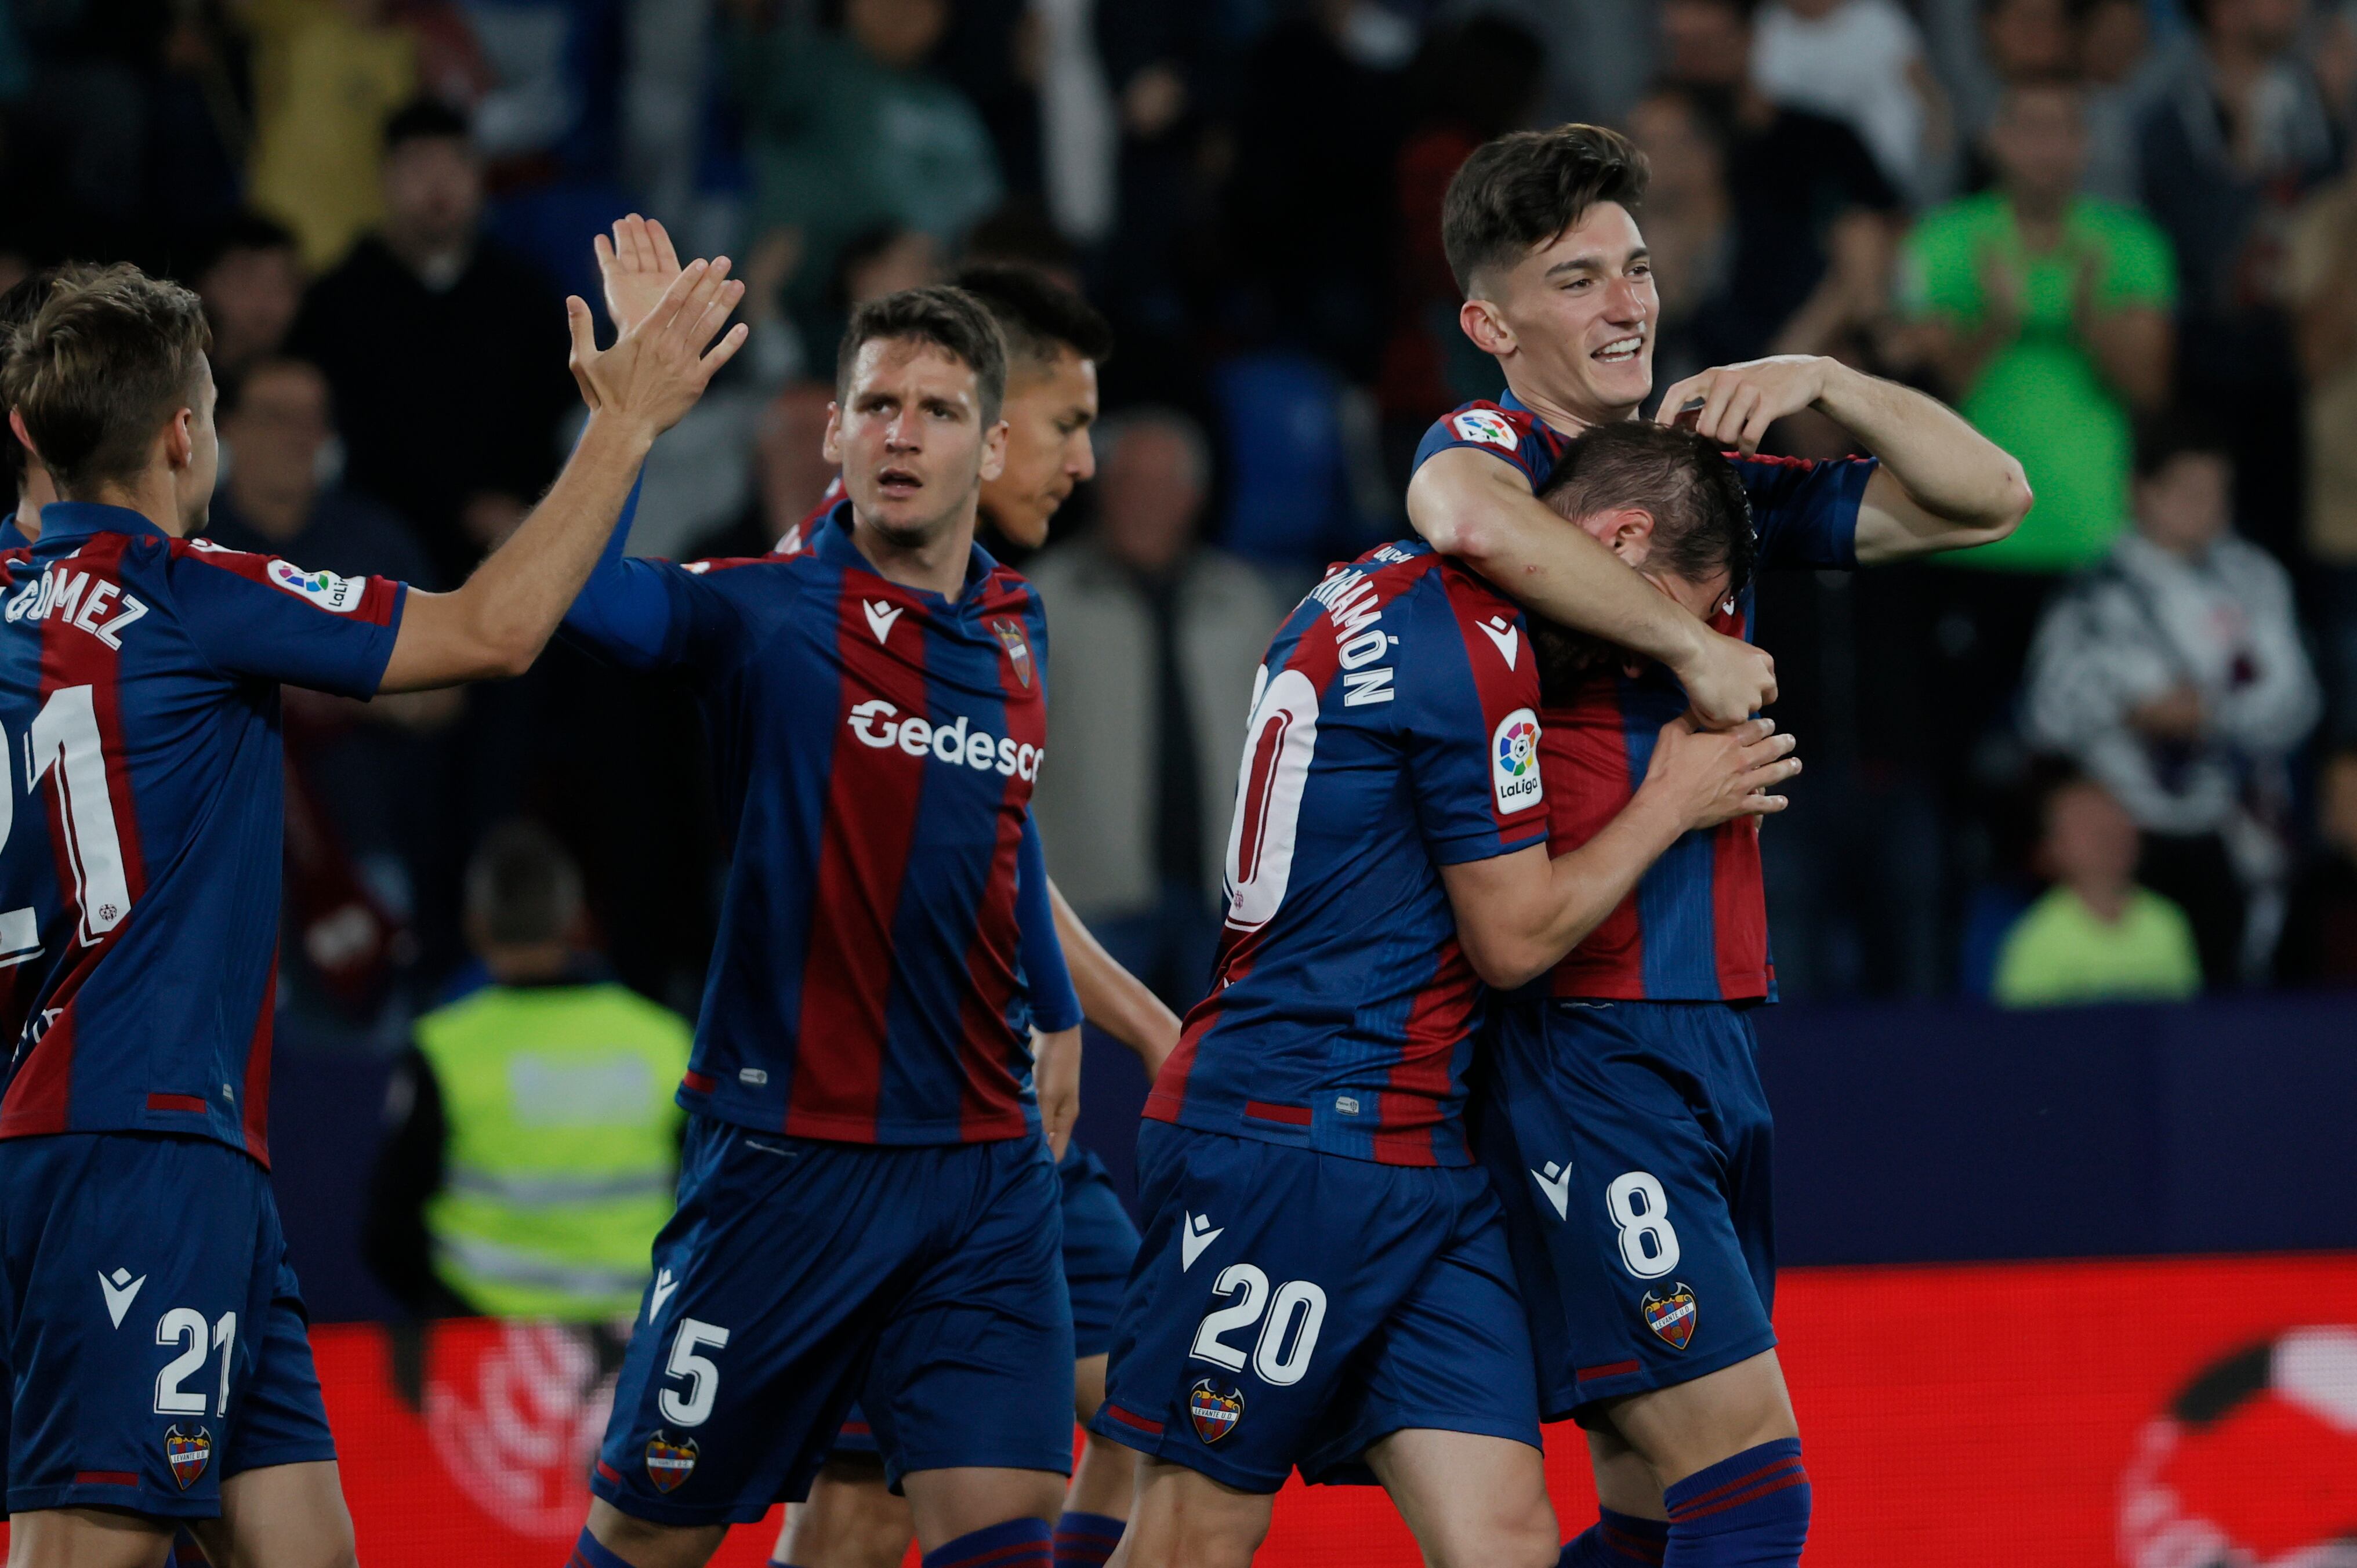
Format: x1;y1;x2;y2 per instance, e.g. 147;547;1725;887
824;336;1007;547
1462;201;1658;426
980;347;1098;549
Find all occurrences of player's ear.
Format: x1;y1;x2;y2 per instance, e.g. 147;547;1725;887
1459;297;1513;357
1599;505;1654;562
162;406;196;472
978;418;1009;484
8;408;37;463
820;402;843;465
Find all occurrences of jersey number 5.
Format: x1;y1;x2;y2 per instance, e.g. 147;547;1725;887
1223;668;1319;932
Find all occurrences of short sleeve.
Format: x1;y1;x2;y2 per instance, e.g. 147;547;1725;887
165;540;406;698
1400;570;1550;865
1732;453;1877;572
1410;402;1554;491
2095;210;2178;311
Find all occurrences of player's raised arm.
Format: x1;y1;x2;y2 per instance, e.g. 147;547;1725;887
1439;717;1798;989
1653;355;2033;564
377;258;746;691
1409;447;1778;727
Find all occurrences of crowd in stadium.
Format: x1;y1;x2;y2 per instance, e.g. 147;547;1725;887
3;0;2354;1021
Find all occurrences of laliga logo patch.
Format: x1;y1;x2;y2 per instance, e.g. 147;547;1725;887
989;616;1033;688
1641;1284;1696;1351
266;558;362;614
164;1424;212;1489
645;1431;698;1493
1491;707;1544;814
1188;1378;1243;1444
1451;409;1518;452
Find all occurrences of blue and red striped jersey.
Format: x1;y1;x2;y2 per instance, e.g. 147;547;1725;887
563;498;1068;1145
1145;540;1547;1167
0;503;407;1162
1412;391;1875;1000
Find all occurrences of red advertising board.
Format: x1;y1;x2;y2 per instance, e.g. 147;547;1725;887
9;1255;2355;1564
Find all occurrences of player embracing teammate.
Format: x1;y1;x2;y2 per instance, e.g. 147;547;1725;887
1395;126;2032;1566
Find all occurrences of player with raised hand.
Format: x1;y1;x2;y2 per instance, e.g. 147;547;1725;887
1404;125;2030;1567
0;255;740;1568
559;283;1088;1568
592;216;1174;1568
1086;424;1798;1568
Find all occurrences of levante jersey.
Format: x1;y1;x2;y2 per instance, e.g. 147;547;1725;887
0;503;405;1162
563;498;1066;1145
1145;540;1547;1167
1411;391;1875;1001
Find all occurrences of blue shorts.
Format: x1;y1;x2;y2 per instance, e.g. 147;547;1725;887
0;1133;336;1520
829;1140;1141;1461
1090;1122;1540;1494
592;1117;1075;1525
1474;999;1777;1421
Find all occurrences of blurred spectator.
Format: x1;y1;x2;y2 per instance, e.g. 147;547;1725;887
833;221;942;308
2135;0;2344;560
194;211;305;379
245;0;422;272
1902;78;2175;574
2287;164;2357;739
2023;415;2320;986
1750;0;1952;203
1380;13;1547;424
1659;0;1903;365
207;357;459;1022
1993;770;2203;1006
687;379;837;558
1224;0;1410;379
1028;410;1283;1006
2275;746;2357;983
1626;88;1746;390
2079;0;2168;205
1093;0;1214;397
731;0;1001;325
361;822;691;1319
288;97;575;585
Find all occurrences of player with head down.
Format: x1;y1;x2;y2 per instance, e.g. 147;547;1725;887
1086;424;1801;1567
1404;124;2032;1566
589;219;1174;1568
0;252;743;1568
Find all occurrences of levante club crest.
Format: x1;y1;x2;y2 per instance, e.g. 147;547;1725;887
164;1424;213;1489
989;617;1033;688
1642;1284;1698;1351
645;1431;699;1493
1188;1378;1243;1444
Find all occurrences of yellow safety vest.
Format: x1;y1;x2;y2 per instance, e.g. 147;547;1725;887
416;982;690;1320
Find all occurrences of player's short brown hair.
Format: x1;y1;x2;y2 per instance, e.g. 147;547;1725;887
3;263;212;497
836;285;1010;424
949;262;1113;373
1540;421;1755;598
1441;124;1648;296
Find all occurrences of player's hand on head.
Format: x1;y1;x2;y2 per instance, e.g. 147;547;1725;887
1653;355;1832;456
568;256;750;434
594;213;684;337
1673;626;1777;729
1645;714;1800;831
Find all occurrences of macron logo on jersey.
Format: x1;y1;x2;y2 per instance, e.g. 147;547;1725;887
1492;707;1544;815
863;600;903;644
1452;409;1518;451
265;558;364;613
99;1268;146;1328
1477;614;1520;670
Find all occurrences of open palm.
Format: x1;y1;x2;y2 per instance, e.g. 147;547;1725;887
596;213;684;337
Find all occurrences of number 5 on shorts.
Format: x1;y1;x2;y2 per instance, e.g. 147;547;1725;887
1607;1172;1681;1279
659;1319;729;1426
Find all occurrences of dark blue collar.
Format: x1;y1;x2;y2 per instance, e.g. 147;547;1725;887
1497;386;1529;413
38;502;171;549
814;496;997;607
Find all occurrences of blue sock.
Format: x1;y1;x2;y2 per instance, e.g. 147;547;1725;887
922;1517;1054;1568
1662;1439;1810;1567
567;1527;641;1568
1561;1507;1670;1566
1053;1511;1125;1568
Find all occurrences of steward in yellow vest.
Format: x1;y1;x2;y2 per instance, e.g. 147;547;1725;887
362;822;689;1320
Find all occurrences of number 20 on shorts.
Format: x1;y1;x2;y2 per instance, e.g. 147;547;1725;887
1190;1264;1329;1386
